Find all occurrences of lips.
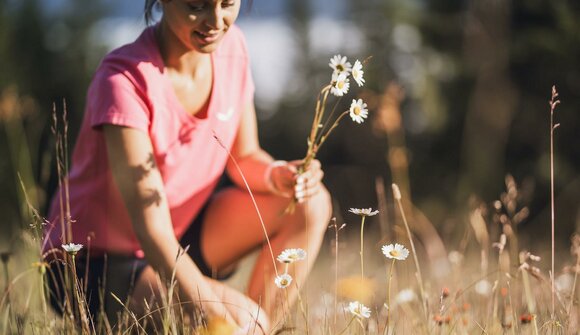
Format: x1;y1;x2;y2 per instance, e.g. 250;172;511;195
193;30;220;44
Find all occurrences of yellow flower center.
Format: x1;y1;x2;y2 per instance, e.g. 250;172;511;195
353;106;361;115
281;279;289;285
337;81;344;89
389;250;400;257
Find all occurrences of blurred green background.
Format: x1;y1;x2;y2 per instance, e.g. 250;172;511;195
0;0;578;257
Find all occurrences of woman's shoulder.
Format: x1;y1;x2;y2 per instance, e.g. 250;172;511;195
95;26;162;80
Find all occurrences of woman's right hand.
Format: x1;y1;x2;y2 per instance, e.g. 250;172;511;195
204;277;271;334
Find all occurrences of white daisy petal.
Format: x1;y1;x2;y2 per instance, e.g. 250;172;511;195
329;54;352;76
347;301;371;319
275;273;293;289
348;99;368;124
382;243;409;261
352;60;365;87
277;248;307;264
61;243;83;255
331;72;350;97
348;207;379;216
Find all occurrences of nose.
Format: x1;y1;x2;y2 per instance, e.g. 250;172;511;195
205;7;225;31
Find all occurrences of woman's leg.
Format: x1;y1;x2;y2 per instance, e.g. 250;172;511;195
200;186;332;322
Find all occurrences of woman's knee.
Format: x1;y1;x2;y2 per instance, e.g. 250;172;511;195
297;184;332;232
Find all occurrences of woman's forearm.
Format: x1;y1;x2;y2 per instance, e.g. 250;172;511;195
226;148;274;192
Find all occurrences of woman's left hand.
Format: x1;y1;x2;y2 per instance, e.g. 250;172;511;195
267;159;324;202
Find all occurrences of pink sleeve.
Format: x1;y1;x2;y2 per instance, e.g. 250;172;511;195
88;68;150;132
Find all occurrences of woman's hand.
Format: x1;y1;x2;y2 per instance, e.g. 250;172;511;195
267;159;324;202
205;278;271;334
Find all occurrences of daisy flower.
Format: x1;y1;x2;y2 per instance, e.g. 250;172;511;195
61;243;83;255
275;273;293;289
329;54;352;76
352;60;365;87
349;99;368;124
277;248;307;264
330;72;350;97
349;208;379;217
382;243;410;260
347;301;371;319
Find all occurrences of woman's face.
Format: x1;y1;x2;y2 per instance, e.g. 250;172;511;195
161;0;241;53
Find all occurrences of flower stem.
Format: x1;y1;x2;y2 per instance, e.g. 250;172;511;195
385;259;396;335
338;316;356;335
360;215;366;280
549;85;559;320
392;184;427;319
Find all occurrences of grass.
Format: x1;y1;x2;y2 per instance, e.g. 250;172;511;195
0;82;578;334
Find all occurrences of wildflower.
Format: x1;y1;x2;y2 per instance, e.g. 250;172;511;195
395;288;417;304
349;208;379;217
520;313;533;324
277;248;306;264
382;243;409;261
349;99;368;124
433;314;451;325
347;301;371;319
330;72;350;97
329;54;352;76
32;261;48;275
274;273;293;289
474;279;492;296
61;243;83;256
441;287;450;299
352;60;365;87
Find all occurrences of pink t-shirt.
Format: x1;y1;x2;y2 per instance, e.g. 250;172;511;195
46;25;254;257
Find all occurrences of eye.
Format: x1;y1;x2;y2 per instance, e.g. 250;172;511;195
221;0;236;8
186;1;205;11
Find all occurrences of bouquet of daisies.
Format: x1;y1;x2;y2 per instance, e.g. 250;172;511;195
289;55;368;211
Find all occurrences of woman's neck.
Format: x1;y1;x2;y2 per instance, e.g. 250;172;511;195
156;21;209;75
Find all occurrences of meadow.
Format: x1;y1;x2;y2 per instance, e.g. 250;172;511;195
0;55;578;334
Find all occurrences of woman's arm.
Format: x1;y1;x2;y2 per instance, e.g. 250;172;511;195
102;125;235;322
227;103;324;200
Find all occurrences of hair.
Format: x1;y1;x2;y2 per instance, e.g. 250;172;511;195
144;0;253;25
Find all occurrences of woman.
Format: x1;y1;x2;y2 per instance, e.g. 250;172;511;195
46;0;331;332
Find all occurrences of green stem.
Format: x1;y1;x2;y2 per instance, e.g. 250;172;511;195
360;216;366;280
385;259;395;335
338;316;357;335
394;196;427;319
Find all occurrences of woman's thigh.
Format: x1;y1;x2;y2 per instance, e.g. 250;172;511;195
199;187;294;271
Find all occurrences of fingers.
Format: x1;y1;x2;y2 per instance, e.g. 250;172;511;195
294;160;324;203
